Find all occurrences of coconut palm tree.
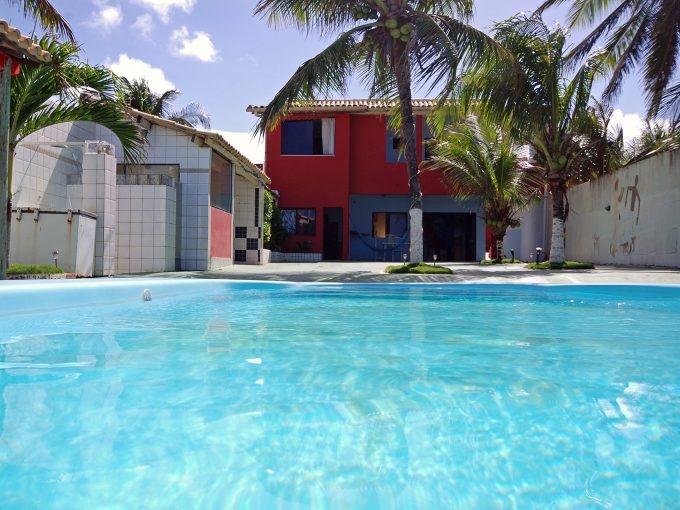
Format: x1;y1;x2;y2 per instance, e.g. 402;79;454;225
122;78;211;129
423;116;544;262
6;0;75;41
457;14;604;263
2;37;145;278
625;119;680;164
536;0;680;120
252;0;509;263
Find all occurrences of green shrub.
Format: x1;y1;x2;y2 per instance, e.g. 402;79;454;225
525;261;595;270
385;263;453;274
7;264;64;275
480;258;524;265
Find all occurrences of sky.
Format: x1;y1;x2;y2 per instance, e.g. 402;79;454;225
4;0;649;163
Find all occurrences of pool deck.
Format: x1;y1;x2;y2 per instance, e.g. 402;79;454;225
128;262;680;284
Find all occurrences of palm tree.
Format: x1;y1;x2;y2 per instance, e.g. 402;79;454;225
122;78;211;129
625;119;680;165
424;116;544;262
536;0;680;120
571;100;626;183
457;14;604;263
2;37;145;277
7;0;75;41
252;0;508;263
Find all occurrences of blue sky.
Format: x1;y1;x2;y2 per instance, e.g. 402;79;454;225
5;0;648;162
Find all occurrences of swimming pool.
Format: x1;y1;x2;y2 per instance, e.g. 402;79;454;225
1;280;678;508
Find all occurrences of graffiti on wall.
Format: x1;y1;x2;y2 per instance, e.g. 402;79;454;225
610;175;641;257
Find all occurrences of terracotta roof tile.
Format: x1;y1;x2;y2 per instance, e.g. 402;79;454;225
247;99;439;115
0;20;52;64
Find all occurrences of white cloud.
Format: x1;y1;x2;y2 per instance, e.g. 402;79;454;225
87;0;123;32
133;0;196;23
214;131;265;165
610;109;647;143
132;13;154;38
106;54;175;93
170;26;219;63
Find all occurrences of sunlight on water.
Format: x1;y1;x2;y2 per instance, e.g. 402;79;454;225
0;283;679;508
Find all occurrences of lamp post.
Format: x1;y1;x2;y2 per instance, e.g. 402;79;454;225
433;253;438;267
510;249;515;264
402;252;408;266
535;247;542;264
52;250;59;268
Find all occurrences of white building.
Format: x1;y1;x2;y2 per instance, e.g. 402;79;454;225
9;111;269;275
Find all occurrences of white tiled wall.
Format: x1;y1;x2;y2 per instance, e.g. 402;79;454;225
12;122;96;209
180;172;209;270
95;124;211;168
116;185;177;274
81;152;117;276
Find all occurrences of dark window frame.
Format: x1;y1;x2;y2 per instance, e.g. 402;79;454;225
281;207;317;236
372;212;408;238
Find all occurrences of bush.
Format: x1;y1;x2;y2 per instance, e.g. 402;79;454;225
525;261;595;270
480;258;524;265
385;263;453;274
8;264;64;275
264;189;288;250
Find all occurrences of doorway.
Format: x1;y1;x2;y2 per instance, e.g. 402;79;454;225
323;208;343;260
423;213;476;262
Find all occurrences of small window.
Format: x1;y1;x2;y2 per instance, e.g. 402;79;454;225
235;227;247;239
282;208;317;235
423;120;434;160
372;212;408;238
210;154;233;212
247;238;259;250
281;119;335;155
386;121;406;163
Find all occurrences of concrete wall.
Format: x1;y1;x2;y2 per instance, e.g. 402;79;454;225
503;198;549;262
9;209;96;276
565;150;680;267
116;184;177;274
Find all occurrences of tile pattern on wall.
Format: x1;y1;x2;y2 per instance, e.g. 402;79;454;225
116;184;177;274
233;175;265;264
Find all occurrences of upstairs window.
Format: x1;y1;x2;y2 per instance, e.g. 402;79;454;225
386;123;406;163
281;119;335;155
423;120;434;160
282;208;317;235
373;212;408;238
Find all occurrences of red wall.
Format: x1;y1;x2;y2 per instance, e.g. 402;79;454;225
210;207;232;259
264;112;451;257
348;115;450;195
265;113;351;257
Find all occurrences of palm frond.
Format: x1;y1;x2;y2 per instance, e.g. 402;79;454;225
169;102;211;129
255;23;369;135
8;0;75;41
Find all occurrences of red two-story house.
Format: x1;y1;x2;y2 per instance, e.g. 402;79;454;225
247;100;487;262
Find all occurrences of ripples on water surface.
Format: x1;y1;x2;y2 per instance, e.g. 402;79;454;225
0;282;679;509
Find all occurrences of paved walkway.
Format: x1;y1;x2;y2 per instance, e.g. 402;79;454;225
136;262;680;284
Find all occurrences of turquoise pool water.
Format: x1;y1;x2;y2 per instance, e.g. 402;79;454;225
0;281;679;509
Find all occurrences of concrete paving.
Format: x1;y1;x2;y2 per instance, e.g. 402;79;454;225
132;261;680;284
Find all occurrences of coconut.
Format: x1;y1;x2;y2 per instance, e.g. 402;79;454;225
400;35;409;42
385;18;399;29
390;28;402;38
400;24;412;34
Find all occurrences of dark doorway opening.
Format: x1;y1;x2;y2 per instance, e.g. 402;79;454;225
423;213;476;262
323;208;343;260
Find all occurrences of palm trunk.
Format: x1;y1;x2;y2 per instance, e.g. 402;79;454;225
493;227;507;263
392;40;423;263
549;179;566;264
0;59;11;279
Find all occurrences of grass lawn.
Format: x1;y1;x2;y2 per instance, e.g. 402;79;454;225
386;263;453;274
7;264;64;275
480;258;524;265
525;261;595;270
